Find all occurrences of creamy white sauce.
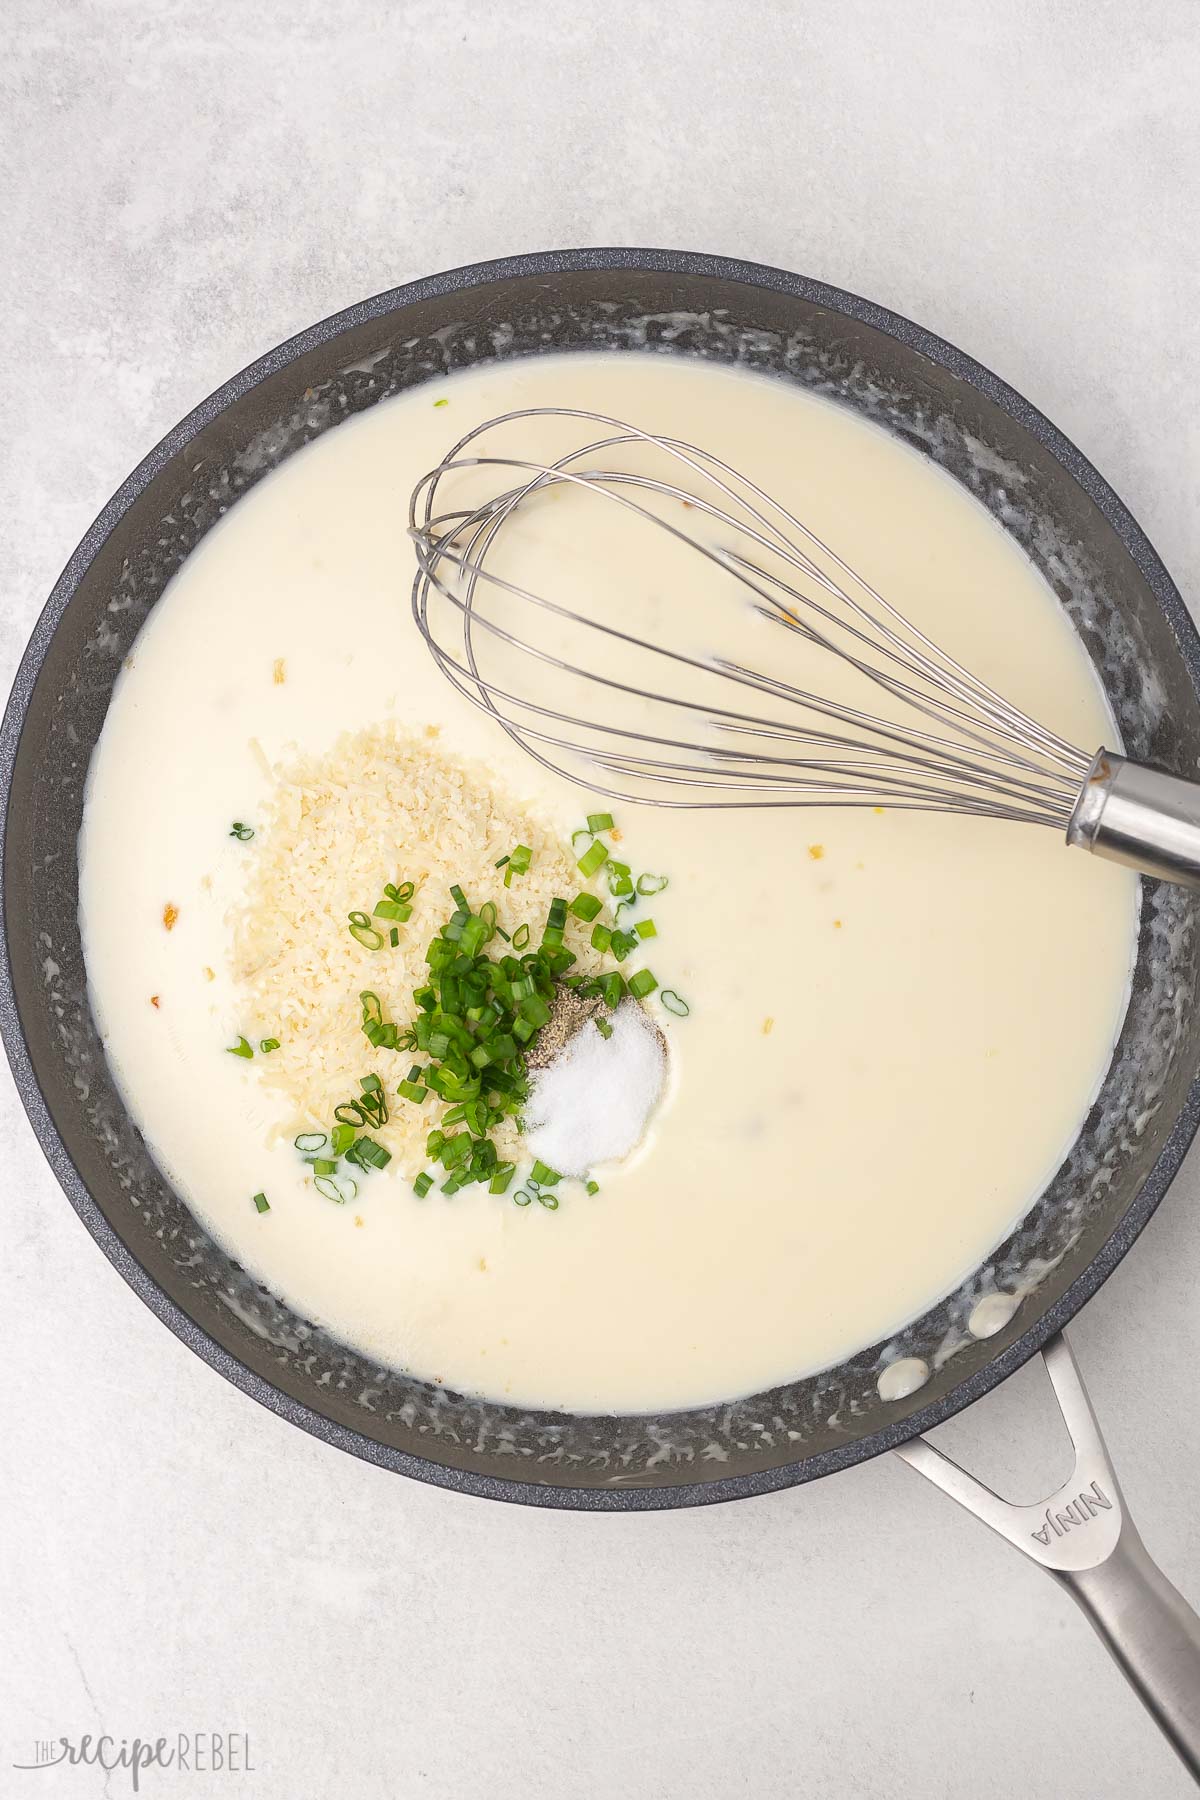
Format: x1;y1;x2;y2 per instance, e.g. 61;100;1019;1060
78;352;1137;1414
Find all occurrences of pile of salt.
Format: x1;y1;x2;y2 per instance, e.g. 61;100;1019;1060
524;999;667;1179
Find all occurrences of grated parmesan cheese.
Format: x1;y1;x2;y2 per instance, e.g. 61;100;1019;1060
232;724;605;1173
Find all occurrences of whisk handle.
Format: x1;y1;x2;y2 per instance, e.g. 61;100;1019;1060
1067;750;1200;888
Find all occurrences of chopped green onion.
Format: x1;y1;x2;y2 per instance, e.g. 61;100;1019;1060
373;899;412;922
605;861;632;898
386;885;580;1196
294;1132;328;1154
346;1134;391;1171
661;989;690;1016
335;1079;389;1128
636;873;668;896
634;919;656;940
586;1180;600;1196
331;1123;356;1156
226;1036;253;1059
315;1173;357;1204
441;1134;471;1170
577;840;608;878
495;854;510;869
389;927;400;947
530;1160;561;1187
348;910;384;950
629;969;658;999
489;1163;516;1195
230;822;255;841
571;829;593;852
600;972;626;1009
363;1019;398;1049
312;1158;336;1177
459;915;491;956
586;812;614;833
536;1189;560;1210
252;1191;270;1212
503;844;531;888
590;923;612;953
442;910;469;945
595;1016;614;1040
259;1036;281;1053
513;1187;534;1207
413;1171;434;1197
569;891;603;922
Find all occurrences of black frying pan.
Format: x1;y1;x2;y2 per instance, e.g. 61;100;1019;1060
3;250;1198;1770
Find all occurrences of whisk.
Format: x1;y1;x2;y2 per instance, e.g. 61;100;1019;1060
409;408;1200;888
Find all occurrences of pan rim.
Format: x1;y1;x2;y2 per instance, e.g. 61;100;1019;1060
4;244;1199;1510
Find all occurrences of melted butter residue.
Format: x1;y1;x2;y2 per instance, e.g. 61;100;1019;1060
877;1357;931;1402
968;1291;1021;1339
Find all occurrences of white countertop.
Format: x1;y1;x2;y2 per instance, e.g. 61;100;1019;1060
3;5;1199;1795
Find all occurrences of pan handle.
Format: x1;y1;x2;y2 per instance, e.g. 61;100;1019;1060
894;1332;1200;1781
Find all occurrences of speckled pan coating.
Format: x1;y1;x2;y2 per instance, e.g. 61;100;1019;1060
3;248;1199;1511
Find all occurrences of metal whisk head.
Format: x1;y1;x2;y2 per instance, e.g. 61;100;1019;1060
408;407;1094;824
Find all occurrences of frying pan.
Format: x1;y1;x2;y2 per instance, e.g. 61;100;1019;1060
3;249;1199;1774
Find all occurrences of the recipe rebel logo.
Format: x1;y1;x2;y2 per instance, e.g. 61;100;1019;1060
11;1732;255;1791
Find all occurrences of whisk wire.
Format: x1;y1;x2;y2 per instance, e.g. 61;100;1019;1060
408;408;1094;826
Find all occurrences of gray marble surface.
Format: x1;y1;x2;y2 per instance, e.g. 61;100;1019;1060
3;4;1200;1796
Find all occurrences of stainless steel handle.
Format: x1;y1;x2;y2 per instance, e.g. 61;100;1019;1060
895;1333;1200;1780
1068;749;1200;887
